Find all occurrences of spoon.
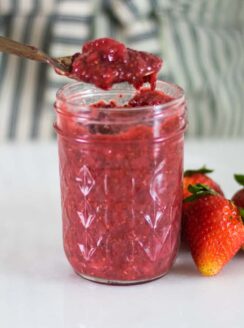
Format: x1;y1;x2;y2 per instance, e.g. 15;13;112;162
0;36;161;89
0;36;72;75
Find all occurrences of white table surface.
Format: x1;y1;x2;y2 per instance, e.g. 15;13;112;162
1;139;244;328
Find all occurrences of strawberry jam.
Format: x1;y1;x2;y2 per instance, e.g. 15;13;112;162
55;81;186;284
70;38;162;90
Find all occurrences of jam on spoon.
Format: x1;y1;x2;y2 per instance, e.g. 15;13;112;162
69;38;163;90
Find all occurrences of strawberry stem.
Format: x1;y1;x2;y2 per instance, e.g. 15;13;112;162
184;166;213;177
234;174;244;187
183;183;218;203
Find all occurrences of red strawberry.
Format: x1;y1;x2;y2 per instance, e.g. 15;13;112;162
183;166;224;200
182;167;224;240
232;174;244;250
232;174;244;210
184;184;244;276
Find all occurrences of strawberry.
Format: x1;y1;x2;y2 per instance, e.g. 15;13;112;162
184;184;244;276
232;174;244;211
182;167;224;239
183;166;224;200
232;174;244;250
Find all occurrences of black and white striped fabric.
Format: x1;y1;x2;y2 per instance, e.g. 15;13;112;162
0;0;244;141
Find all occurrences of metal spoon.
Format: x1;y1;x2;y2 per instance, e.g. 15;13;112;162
0;36;72;75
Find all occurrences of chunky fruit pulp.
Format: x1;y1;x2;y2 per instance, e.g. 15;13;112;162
57;94;184;282
70;38;162;90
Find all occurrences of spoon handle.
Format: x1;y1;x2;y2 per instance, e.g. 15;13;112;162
0;36;50;63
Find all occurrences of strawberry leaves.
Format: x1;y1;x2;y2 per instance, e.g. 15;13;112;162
234;174;244;187
239;208;244;221
184;184;218;203
184;166;213;177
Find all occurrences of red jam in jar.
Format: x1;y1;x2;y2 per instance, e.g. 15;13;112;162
54;81;186;284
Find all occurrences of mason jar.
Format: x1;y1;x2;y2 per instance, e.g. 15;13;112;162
54;81;187;284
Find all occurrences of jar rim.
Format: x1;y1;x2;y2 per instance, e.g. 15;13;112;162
55;80;185;116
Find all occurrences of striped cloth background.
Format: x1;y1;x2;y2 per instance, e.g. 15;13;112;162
0;0;244;141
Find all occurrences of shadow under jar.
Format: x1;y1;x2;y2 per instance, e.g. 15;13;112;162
54;81;187;284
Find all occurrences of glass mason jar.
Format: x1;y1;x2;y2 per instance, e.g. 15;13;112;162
54;81;187;284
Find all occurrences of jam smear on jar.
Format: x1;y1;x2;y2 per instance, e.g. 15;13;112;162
128;88;174;106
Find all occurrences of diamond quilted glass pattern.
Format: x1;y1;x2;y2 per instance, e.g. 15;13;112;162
58;137;183;282
76;165;95;196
